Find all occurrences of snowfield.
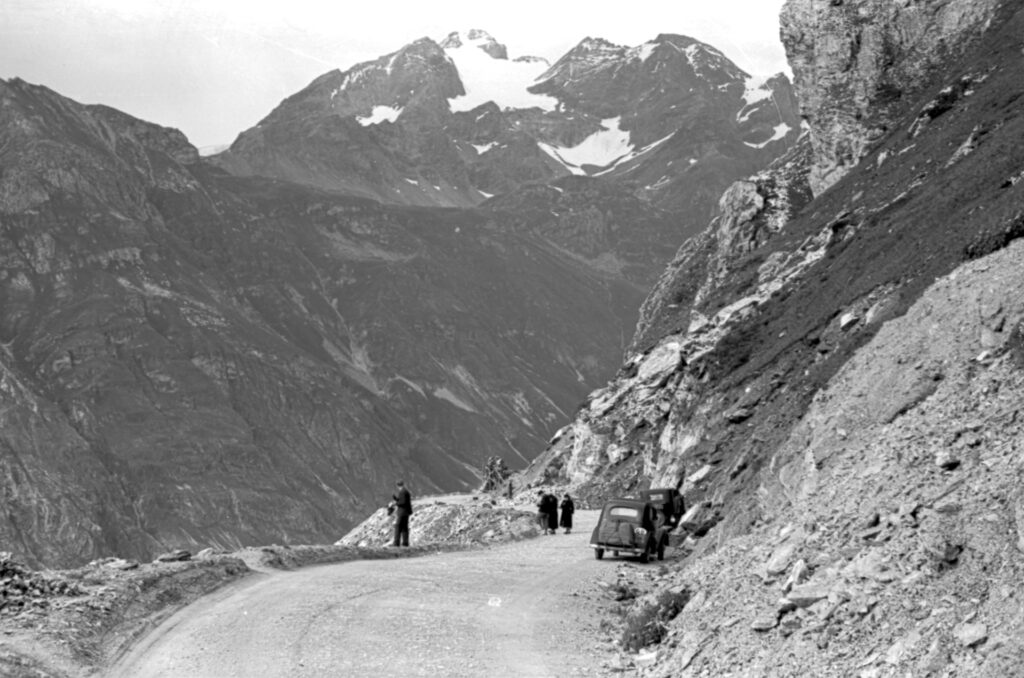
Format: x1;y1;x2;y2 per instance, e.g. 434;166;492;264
444;32;558;112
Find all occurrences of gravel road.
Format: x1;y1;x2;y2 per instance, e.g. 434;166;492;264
111;510;612;677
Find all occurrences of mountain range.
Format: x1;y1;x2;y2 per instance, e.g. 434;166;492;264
0;29;797;565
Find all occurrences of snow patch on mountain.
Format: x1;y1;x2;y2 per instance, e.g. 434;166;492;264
198;144;229;157
434;387;478;413
444;31;557;112
596;132;675;176
357;105;403;126
742;75;773;106
744;123;792;149
737;75;776;122
472;142;497;154
631;42;658;63
537;117;633;174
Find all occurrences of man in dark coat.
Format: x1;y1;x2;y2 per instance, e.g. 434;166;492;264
544;492;559;534
536;491;549;533
392;480;413;546
559;494;575;534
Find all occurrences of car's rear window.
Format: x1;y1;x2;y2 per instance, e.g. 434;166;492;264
608;507;640;519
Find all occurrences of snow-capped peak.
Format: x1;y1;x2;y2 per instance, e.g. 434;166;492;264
628;41;659;63
442;30;557;113
440;29;508;60
575;37;624;54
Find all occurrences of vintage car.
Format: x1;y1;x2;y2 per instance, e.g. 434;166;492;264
590;498;670;562
640;488;685;527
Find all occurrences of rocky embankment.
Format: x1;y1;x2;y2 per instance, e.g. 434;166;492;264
525;0;1024;675
602;240;1024;676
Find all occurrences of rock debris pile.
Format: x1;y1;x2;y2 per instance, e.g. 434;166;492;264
0;552;82;615
593;240;1024;677
337;494;541;548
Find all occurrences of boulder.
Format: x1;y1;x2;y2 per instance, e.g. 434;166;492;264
784;559;810;593
154;549;192;563
637;341;683;382
635;648;658;668
725;407;753;423
687;464;713;485
766;542;798;576
953;622;988;648
784;583;832;608
935;447;960;470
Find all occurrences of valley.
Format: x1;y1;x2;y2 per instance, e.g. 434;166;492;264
1;0;1023;675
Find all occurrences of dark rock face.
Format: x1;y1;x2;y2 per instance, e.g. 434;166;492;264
0;78;653;566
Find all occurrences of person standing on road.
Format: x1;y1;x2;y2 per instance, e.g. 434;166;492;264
559;493;575;534
536;490;550;533
544;492;559;535
392;480;413;547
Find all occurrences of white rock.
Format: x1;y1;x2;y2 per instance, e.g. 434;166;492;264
687;464;713;485
953;622;988;647
635;649;658;668
766;542;797;576
637;341;683;381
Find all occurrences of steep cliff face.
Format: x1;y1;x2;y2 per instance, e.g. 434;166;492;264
530;0;1024;530
524;4;1024;671
781;0;1001;195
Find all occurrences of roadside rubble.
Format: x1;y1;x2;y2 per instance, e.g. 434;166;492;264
584;244;1024;677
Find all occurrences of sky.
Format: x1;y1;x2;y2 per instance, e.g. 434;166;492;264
1;0;791;149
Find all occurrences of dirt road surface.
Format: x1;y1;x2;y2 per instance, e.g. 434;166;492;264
111;510;615;677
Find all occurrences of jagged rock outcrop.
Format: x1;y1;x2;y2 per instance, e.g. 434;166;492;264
631;137;814;351
781;0;1002;195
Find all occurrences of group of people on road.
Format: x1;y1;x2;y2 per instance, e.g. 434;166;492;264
386;479;578;545
536;491;574;535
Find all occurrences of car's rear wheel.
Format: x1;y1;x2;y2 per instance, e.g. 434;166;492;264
594;548;604;560
639;550;650;564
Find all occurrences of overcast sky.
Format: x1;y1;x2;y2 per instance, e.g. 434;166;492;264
1;0;791;148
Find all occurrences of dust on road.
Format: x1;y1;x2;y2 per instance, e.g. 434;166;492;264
112;510;612;677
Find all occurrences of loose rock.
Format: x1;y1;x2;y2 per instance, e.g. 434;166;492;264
953;622;988;648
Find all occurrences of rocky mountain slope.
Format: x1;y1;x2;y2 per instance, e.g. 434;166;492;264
0;76;675;567
526;0;1024;674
